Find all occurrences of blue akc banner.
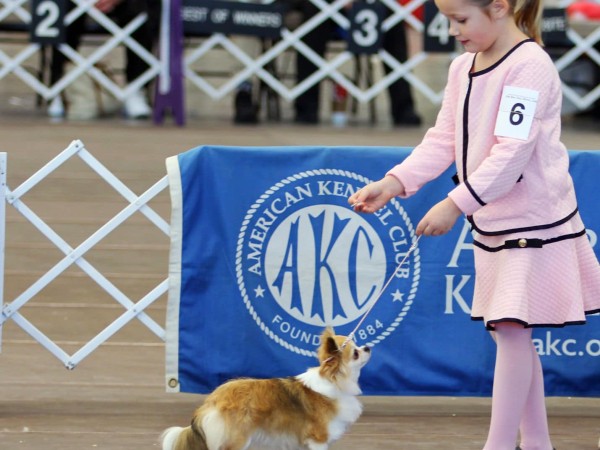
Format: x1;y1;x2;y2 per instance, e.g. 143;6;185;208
165;146;600;397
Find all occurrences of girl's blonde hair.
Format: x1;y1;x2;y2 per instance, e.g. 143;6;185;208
513;0;543;44
471;0;543;44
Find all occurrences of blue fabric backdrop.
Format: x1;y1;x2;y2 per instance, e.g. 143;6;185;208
165;146;599;396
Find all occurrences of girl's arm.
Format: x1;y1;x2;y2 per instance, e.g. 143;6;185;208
415;197;463;236
448;55;558;216
386;56;466;198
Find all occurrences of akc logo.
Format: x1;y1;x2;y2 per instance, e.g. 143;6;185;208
235;169;420;357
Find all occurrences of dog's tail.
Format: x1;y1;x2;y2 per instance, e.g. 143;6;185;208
160;424;208;450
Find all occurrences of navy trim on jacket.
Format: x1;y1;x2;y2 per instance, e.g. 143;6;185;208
468;207;580;237
472;228;586;252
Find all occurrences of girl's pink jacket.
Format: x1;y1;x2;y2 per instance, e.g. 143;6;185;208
388;40;578;237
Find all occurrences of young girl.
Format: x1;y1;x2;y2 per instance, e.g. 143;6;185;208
348;0;600;448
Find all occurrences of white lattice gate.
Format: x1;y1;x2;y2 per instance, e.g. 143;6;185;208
0;140;169;369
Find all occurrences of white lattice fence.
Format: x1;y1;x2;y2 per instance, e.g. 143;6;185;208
184;0;447;105
1;0;599;113
183;0;600;111
557;23;600;111
0;140;169;369
0;0;162;102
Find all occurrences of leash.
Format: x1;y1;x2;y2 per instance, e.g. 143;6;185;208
341;234;422;349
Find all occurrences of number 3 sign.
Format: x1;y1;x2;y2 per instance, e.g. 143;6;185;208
347;2;384;55
30;0;66;44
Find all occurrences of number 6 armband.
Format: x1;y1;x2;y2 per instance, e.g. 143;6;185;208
494;85;539;141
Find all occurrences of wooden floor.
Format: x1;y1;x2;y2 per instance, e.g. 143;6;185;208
0;115;599;450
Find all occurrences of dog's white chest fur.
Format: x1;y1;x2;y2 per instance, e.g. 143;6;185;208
327;393;363;442
296;368;364;443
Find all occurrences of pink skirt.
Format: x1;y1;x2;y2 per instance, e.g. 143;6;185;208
471;213;600;329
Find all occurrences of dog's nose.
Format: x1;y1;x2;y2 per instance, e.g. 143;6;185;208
363;346;371;353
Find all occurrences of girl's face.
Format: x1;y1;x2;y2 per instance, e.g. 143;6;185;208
435;0;499;54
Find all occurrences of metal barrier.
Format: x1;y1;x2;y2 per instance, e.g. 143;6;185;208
0;141;169;369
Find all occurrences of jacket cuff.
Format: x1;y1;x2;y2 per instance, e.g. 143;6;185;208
386;165;414;198
448;184;483;216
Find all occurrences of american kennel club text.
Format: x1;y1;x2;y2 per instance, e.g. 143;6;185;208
235;170;421;355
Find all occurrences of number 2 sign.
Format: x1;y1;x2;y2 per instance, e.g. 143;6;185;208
30;0;66;44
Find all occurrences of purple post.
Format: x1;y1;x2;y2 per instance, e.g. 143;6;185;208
153;0;185;126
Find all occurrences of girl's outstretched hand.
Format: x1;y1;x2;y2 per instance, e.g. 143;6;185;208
348;175;405;214
416;197;462;236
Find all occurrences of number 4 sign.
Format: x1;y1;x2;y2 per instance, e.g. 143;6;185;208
30;0;66;45
423;2;455;53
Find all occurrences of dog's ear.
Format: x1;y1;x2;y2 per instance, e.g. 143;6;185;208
324;334;339;355
318;327;340;364
318;327;346;379
321;326;335;341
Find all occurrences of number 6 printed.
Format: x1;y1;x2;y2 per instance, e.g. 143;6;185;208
510;103;525;126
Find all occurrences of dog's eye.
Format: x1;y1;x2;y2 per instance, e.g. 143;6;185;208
353;349;359;360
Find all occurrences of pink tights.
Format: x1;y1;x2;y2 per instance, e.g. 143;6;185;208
483;323;554;450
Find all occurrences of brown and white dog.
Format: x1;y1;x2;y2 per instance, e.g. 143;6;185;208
160;328;371;450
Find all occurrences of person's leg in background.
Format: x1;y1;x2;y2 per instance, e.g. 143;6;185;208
381;15;421;126
112;0;160;119
293;0;334;124
48;0;159;119
47;3;86;117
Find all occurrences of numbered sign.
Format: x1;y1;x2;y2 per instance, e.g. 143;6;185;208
423;2;455;53
30;0;66;44
494;86;539;141
347;2;384;55
541;8;569;47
